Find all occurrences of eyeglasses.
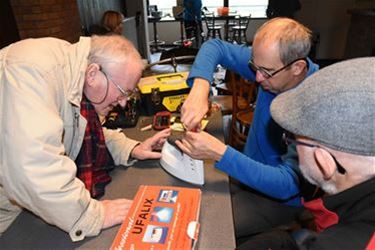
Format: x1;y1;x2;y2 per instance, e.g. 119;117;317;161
248;58;307;79
282;132;346;174
283;132;317;148
101;70;138;102
89;69;138;105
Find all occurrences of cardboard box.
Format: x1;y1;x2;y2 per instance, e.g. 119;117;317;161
176;0;184;6
173;6;184;18
110;185;201;250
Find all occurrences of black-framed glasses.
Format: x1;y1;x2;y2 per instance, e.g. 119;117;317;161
248;58;307;79
282;132;346;174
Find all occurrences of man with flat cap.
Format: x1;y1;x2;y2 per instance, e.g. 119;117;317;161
238;57;375;249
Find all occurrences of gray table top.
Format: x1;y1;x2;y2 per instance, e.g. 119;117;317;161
0;111;235;250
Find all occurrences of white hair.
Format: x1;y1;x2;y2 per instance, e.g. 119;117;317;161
88;35;144;75
299;163;338;195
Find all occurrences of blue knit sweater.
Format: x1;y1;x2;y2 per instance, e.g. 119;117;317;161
187;39;319;206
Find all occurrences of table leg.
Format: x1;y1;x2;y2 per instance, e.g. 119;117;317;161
180;20;184;45
153;21;158;51
224;19;229;41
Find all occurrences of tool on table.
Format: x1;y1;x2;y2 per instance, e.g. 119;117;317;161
103;95;139;129
153;111;171;130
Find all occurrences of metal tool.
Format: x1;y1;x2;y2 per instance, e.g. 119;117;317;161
153;111;171;130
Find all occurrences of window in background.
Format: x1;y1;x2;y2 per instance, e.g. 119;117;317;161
228;0;268;18
149;0;268;18
201;0;224;13
149;0;226;16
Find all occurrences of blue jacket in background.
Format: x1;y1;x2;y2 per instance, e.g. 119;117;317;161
187;39;319;206
183;0;202;21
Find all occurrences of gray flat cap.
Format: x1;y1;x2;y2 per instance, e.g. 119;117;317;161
271;57;375;156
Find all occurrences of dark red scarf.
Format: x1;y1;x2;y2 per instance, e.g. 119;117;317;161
75;95;114;198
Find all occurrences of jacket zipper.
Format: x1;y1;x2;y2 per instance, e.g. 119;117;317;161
69;110;80;155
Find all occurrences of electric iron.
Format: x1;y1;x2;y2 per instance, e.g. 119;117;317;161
160;139;204;186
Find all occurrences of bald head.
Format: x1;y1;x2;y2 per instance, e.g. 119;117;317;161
254;17;312;64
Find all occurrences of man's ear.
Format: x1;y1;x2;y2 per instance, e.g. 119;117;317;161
292;60;307;76
314;148;336;180
85;63;101;86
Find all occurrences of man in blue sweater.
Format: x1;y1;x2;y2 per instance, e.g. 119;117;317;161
176;18;319;242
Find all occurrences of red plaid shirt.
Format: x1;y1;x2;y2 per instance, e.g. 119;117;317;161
75;95;114;198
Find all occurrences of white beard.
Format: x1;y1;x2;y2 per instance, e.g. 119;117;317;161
300;163;338;195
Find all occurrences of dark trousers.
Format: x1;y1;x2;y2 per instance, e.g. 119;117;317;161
236;230;299;250
230;181;304;247
184;20;201;38
184;20;203;47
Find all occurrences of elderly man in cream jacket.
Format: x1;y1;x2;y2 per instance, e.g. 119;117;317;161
0;35;170;241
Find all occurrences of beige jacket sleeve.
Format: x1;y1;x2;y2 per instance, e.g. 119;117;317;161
103;128;140;166
1;62;103;242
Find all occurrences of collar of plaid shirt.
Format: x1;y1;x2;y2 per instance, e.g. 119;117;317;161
75;95;114;198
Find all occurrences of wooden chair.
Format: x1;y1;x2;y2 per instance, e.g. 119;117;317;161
202;10;223;40
227;71;258;151
210;95;233;116
226;15;240;42
231;14;251;44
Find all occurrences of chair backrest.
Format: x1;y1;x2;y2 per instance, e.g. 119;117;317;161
202;10;216;28
226;70;258;150
236;14;251;29
228;71;257;112
228;15;240;26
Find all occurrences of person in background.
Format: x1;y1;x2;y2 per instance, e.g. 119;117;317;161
177;17;319;244
183;0;203;42
101;10;125;35
260;57;374;250
0;35;170;241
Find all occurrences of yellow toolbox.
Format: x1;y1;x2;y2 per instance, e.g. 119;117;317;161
138;72;191;115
